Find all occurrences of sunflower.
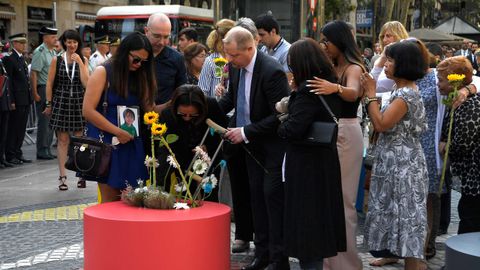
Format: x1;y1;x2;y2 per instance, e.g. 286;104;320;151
213;57;228;67
144;111;159;125
151;123;167;136
447;74;465;82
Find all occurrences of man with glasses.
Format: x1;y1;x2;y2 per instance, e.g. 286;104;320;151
144;12;187;110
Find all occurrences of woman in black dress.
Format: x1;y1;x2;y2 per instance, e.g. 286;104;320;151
156;84;227;201
278;38;346;269
43;30;89;190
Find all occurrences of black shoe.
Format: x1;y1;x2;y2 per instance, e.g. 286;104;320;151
0;162;4;169
17;157;32;163
232;240;250;253
7;158;23;165
241;257;269;270
48;153;57;159
265;260;290;270
37;154;54;160
1;160;14;167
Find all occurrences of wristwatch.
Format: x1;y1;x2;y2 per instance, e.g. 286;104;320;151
364;96;379;107
45;100;51;107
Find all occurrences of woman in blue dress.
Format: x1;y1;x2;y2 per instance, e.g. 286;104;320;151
83;32;156;202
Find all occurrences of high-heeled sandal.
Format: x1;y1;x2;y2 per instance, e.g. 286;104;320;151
58;176;68;191
77;178;86;188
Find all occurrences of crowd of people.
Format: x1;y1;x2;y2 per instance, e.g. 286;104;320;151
0;12;479;270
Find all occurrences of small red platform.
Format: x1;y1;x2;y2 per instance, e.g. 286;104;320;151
84;201;231;270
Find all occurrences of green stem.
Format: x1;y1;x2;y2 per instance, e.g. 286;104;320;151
438;102;456;196
151;133;156;187
160;136;194;202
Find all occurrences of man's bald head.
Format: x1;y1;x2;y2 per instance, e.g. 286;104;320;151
223;26;255;51
147;13;171;28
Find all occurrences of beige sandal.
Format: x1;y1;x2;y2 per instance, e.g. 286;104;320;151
369;258;399;267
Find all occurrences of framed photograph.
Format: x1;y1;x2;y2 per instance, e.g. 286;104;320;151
117;105;140;137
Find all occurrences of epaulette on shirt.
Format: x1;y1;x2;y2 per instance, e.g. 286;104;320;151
38;46;44;52
93;54;97;58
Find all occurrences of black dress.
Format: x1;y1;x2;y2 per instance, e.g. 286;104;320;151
157;97;227;201
278;83;346;261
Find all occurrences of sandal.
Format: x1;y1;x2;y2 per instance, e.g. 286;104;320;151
58;176;68;191
77;178;86;188
369;258;399;267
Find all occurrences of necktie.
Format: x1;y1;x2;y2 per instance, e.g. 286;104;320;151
236;68;248;127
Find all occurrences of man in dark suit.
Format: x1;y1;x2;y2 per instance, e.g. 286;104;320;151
3;33;32;165
0;47;14;168
219;26;290;270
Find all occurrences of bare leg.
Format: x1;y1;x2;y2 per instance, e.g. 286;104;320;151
56;131;70;178
98;183;121;202
404;257;427;270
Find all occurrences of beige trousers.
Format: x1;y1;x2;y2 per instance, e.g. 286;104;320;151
324;118;364;270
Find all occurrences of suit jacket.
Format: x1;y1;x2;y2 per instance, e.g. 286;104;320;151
218;51;289;164
0;59;12;111
3;51;32;106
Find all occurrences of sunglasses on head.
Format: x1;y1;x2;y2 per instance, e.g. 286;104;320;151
129;53;148;64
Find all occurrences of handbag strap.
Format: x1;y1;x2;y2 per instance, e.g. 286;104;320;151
317;95;338;124
83;78;109;142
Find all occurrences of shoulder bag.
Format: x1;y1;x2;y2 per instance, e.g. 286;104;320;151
302;95;339;147
65;83;113;179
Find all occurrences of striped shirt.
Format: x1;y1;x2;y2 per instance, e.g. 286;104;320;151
198;52;222;97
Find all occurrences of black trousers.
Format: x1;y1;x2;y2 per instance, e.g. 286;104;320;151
245;141;286;262
458;194;480;234
0;110;9;161
227;146;254;241
5;105;29;160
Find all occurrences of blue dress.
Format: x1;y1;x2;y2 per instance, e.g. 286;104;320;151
416;70;440;193
84;62;148;189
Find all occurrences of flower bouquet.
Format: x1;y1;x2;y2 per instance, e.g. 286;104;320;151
438;73;465;195
121;111;222;209
213;57;228;79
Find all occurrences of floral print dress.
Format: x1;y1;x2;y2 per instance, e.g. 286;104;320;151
364;87;429;259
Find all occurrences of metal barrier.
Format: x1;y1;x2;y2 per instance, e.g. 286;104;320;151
24;102;37;144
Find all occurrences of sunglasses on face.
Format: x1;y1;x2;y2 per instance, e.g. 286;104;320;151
129;53;148;64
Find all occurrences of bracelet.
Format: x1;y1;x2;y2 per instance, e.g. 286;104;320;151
45;100;51;108
465;85;473;96
364;96;379;108
336;84;344;94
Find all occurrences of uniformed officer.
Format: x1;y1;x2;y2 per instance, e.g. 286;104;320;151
108;36;121;58
31;26;58;160
0;41;14;168
89;35;110;71
3;33;33;165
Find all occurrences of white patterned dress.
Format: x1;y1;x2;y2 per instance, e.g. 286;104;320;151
364;86;429;259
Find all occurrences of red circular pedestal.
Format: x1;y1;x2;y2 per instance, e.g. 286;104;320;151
84;201;231;270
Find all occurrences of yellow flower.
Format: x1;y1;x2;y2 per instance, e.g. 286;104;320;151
447;74;466;82
144;111;159;125
151;123;167;136
213;57;228;66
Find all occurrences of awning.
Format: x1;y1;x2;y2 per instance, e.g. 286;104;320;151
76;12;96;21
0;5;15;20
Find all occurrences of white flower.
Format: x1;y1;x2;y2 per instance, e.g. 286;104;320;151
193;159;208;175
134;188;141;193
175;183;187;193
143;186;148;192
166;155;178;168
144;155;159;168
194;146;211;164
173;202;190;210
202;174;218;189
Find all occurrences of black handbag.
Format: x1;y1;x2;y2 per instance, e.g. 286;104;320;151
303;95;339;146
65;84;113;179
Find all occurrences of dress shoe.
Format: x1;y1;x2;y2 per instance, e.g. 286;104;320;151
232;239;250;253
265;260;290;270
17;157;32;163
48;153;57;159
241;257;269;270
0;162;4;169
7;158;23;165
37;154;54;160
1;160;14;167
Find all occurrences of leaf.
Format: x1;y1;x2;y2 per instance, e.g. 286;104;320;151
166;134;178;144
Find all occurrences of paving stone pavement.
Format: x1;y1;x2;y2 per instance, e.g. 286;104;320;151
0;138;463;269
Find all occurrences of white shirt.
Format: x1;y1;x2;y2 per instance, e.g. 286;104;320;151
89;51;109;71
240;49;258;143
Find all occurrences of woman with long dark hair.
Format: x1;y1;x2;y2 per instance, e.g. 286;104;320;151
43;29;89;190
82;32;156;202
307;20;365;270
278;38;346;270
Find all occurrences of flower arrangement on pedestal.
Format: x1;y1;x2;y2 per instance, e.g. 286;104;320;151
438;73;465;195
121;111;219;209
